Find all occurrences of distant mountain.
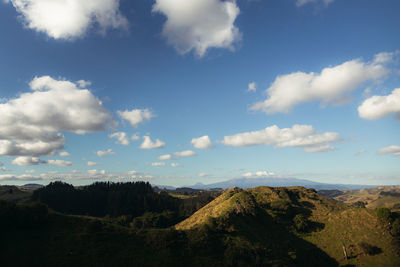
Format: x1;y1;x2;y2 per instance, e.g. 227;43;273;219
19;183;44;190
188;177;378;191
152;185;176;191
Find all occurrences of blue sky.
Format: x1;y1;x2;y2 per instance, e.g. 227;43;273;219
0;0;399;187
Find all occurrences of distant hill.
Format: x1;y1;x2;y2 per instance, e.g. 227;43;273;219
0;185;32;203
19;183;44;190
187;177;378;190
320;186;400;211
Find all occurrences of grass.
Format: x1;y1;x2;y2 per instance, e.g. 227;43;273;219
0;185;32;203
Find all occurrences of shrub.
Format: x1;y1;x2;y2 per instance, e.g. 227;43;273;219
359;242;381;255
391;219;400;236
376;207;392;222
293;214;308;232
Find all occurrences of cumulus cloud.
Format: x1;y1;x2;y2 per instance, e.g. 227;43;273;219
96;148;115;157
158;154;172;160
191;135;212;149
358;88;400;120
118;109;153;128
11;156;72;166
48;159;73;166
222;124;340;152
296;0;335;7
174;150;196;157
59;151;70;157
247;82;257;92
0;76;115;158
377;145;400;157
87;161;100;166
242;171;275;178
88;169;106;176
0;174;43;181
109;132;130;145
152;0;241;57
198;172;209;177
6;0;128;40
76;80;91;88
140;136;165;149
250;55;390;114
152;162;165;167
170;163;180;167
12;156;45;166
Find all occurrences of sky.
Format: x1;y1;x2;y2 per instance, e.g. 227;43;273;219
0;0;399;187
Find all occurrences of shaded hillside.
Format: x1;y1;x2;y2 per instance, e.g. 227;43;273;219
0;185;32;203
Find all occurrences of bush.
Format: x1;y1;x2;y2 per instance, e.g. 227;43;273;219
293;214;308;232
376;207;392;222
391;219;400;236
359;242;382;255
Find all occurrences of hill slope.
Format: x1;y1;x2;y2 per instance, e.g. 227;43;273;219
176;186;400;266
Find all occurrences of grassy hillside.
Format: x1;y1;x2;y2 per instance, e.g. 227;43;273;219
177;186;400;266
0;185;32;203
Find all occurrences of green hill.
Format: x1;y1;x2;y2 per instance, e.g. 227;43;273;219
0;185;32;203
177;186;400;266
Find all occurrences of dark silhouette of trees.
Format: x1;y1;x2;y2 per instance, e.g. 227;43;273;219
32;181;180;218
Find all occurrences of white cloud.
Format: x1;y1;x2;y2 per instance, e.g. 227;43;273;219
250;55;389;114
0;76;115;157
6;0;128;40
0;174;43;181
377;146;400;157
12;156;45;166
140;136;165;149
358;88;400;120
11;156;72;166
76;80;91;88
118;109;153;127
198;172;209;177
88;169;106;175
152;162;166;167
247;82;257;92
373;51;399;64
48;159;73;166
152;0;241;57
126;170;137;175
158;154;172;160
25;169;35;173
191;135;212;149
87;161;100;166
222;124;340;152
96;148;115;157
131;134;140;141
296;0;335;7
59;151;70;157
170;163;180;167
242;171;275;178
109;132;130;145
174;150;196;157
